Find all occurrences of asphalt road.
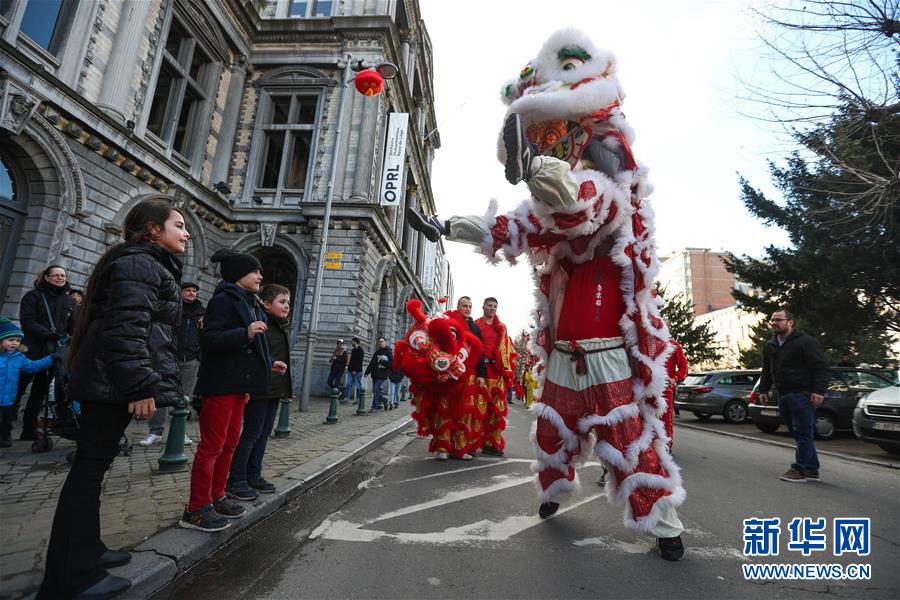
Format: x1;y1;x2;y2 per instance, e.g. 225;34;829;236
154;404;900;600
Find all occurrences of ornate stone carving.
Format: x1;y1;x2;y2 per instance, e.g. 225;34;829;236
0;72;42;136
260;222;277;247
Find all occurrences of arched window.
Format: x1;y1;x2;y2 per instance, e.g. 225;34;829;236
0;154;26;298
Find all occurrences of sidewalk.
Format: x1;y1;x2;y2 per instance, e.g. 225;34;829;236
0;397;412;599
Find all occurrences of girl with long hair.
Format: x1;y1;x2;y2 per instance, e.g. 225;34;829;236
38;195;190;599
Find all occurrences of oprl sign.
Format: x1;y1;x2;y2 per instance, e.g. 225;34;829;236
379;112;409;206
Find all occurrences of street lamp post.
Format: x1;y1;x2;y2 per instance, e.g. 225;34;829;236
298;54;397;411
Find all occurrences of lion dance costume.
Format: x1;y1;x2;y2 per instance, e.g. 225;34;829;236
395;300;486;458
408;29;687;548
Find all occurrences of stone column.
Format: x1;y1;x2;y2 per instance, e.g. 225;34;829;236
97;0;153;121
211;57;250;184
349;95;379;202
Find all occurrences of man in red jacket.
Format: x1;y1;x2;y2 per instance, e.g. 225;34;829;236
475;297;516;456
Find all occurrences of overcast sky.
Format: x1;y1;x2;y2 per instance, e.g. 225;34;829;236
419;0;792;335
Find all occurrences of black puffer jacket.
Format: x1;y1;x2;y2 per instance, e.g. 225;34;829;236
253;316;292;400
195;281;272;397
68;242;183;407
19;280;76;358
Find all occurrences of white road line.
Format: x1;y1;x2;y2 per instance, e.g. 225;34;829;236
397;458;532;483
573;537;746;561
310;493;606;544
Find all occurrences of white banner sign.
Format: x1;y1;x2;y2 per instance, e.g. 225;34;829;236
379;112;409;206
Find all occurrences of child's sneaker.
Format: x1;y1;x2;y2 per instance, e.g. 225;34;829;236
178;504;230;532
225;480;259;501
248;478;276;494
213;496;246;519
184;435;194;445
138;433;162;446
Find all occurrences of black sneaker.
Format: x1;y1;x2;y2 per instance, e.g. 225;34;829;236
406;208;448;243
248;478;276;494
225;480;260;501
538;502;560;518
503;113;537;184
803;468;821;482
658;536;686;561
481;446;504;457
0;437;11;448
213;496;246;519
179;504;231;532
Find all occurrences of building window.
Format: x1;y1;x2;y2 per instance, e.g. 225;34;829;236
146;16;216;164
281;0;332;18
18;0;76;55
255;93;319;202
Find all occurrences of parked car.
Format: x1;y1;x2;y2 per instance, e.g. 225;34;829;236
674;370;761;424
852;383;900;456
748;368;894;440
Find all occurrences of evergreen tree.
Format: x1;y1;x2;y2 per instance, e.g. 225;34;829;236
658;287;723;367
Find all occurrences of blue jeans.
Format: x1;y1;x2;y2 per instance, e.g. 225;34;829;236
229;398;279;483
388;381;401;407
344;371;363;401
779;392;819;472
327;369;345;391
371;378;387;409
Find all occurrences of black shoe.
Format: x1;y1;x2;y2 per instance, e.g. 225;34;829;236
0;437;11;448
19;430;37;441
74;574;131;599
406;208;448;242
503;113;537;184
178;503;231;532
225;480;259;501
98;549;131;568
538;502;560;518
248;478;276;493
658;536;686;561
213;495;246;518
481;446;504;457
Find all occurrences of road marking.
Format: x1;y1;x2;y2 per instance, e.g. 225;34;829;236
397;458;532;483
573;536;746;560
310;493;605;545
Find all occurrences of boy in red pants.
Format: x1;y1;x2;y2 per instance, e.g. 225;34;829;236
180;250;286;532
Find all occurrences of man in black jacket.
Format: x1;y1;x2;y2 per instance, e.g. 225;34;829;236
139;281;204;446
365;336;392;411
343;337;365;403
758;309;829;483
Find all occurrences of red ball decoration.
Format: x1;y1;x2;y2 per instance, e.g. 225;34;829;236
355;69;385;96
438;297;448;304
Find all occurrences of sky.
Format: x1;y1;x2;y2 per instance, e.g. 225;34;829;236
419;0;794;336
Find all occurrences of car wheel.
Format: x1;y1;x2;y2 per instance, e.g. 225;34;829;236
692;411;712;421
723;400;749;424
814;411;837;440
755;422;779;434
876;443;900;457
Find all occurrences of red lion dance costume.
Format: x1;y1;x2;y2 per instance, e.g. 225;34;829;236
395;300;485;458
408;29;687;558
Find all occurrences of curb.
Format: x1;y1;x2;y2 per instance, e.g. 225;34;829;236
677;422;900;470
112;415;413;599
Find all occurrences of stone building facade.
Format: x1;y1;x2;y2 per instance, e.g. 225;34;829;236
0;0;451;397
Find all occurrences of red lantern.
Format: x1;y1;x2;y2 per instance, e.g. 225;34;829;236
438;296;447;304
354;69;385;96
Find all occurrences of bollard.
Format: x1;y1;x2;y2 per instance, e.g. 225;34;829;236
356;386;367;415
274;396;292;437
157;396;190;473
325;387;339;424
401;383;408;403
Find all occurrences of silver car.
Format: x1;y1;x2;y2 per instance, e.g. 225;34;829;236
675;370;761;424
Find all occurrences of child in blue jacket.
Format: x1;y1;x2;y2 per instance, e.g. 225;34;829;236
0;318;53;447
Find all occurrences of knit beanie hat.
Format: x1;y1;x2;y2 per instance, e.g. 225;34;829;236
0;318;24;342
211;249;262;283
